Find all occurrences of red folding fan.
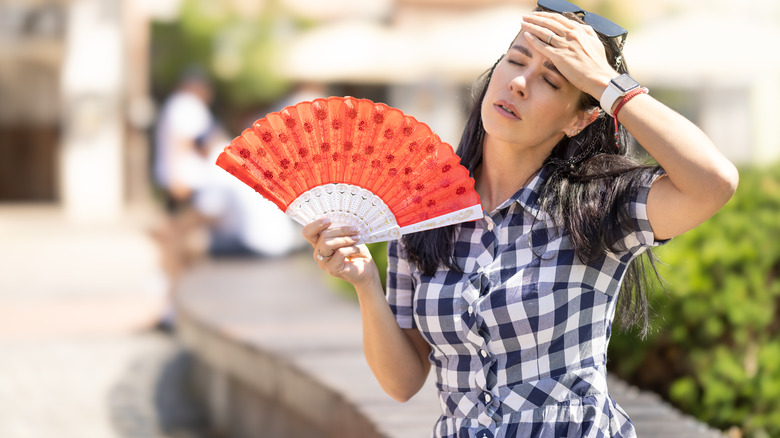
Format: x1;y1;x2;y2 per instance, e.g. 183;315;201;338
216;96;483;243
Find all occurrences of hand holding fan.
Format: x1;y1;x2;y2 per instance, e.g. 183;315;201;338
216;96;483;244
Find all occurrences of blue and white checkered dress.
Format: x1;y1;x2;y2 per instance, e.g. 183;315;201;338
386;168;666;438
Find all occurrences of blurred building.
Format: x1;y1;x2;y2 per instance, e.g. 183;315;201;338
625;11;780;164
280;0;535;146
0;0;167;222
0;0;179;338
1;0;778;222
0;1;65;204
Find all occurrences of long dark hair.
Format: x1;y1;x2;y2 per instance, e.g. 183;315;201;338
401;12;661;337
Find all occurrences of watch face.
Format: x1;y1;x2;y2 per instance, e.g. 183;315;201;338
612;74;640;92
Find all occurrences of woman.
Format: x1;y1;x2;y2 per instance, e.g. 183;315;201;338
303;2;738;437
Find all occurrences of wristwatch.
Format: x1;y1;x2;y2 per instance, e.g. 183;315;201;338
600;74;641;117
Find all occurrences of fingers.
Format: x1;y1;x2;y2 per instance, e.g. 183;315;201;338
302;218;360;245
524;11;579;36
314;245;365;281
519;11;615;96
315;245;362;264
314;227;358;258
522;14;561;44
522;11;595;47
302;217;363;267
302;218;331;246
308;228;376;286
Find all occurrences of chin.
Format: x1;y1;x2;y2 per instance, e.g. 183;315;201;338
482;118;520;146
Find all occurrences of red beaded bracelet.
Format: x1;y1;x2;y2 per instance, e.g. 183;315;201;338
613;87;648;148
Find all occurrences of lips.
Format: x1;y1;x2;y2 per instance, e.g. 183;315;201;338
494;100;520;120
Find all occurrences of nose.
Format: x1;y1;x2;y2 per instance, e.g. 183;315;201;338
508;73;528;98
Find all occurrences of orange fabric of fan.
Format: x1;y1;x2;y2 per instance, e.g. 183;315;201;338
216;96;483;243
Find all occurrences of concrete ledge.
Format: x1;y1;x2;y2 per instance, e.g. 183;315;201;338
175;252;724;438
174;253;440;438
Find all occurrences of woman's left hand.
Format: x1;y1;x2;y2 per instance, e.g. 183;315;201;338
521;11;617;99
525;13;738;243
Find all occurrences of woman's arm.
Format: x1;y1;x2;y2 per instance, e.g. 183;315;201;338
355;277;432;402
609;95;738;240
302;219;431;401
522;12;739;240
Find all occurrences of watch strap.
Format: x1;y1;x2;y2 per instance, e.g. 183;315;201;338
600;80;624;117
600;74;641;117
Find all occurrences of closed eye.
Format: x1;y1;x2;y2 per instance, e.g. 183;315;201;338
508;58;560;90
509;44;565;91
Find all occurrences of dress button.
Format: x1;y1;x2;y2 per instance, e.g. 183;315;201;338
480;349;488;358
487;221;494;231
467;305;474;315
484;393;492;403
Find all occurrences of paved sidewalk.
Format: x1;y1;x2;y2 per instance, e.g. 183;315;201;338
0;205;208;438
0;332;209;438
0;205;168;338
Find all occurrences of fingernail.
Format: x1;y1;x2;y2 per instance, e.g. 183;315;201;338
348;226;359;233
321;218;331;225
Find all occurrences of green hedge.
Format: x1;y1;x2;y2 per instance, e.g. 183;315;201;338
609;164;780;437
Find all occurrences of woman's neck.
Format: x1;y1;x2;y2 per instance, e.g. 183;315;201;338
476;137;550;212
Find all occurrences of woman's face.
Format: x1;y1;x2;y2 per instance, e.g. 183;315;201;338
481;31;586;154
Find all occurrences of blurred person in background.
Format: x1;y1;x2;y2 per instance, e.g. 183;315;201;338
302;1;739;437
192;124;307;257
153;67;214;212
188;83;325;257
150;67;215;329
151;79;317;297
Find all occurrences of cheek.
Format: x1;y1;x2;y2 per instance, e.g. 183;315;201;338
480;90;490;116
480;82;499;122
539;95;581;126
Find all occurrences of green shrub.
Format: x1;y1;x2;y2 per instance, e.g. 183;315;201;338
610;164;780;437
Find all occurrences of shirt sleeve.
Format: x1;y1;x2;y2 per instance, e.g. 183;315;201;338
385;240;417;329
615;169;670;256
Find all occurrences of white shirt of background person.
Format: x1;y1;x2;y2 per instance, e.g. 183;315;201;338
154;90;213;192
195;146;305;257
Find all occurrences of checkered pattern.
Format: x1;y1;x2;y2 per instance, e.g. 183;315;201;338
386;168;666;438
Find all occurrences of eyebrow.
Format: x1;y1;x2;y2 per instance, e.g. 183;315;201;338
510;44;563;76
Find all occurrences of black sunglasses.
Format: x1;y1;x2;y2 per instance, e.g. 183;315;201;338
536;0;627;50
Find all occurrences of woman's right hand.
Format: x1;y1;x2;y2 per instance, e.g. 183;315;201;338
304;218;431;401
302;218;380;289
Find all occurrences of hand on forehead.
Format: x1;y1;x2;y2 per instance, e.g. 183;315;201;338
520;11;595;44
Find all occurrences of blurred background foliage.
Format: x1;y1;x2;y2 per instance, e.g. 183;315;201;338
609;163;780;438
334;164;780;437
150;0;311;131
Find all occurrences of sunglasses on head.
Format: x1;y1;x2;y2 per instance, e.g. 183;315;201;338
536;0;628;50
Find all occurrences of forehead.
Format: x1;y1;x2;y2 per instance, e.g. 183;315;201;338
507;30;542;56
508;30;525;49
505;32;561;74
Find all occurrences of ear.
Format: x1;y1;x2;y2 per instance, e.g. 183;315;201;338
564;107;600;137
